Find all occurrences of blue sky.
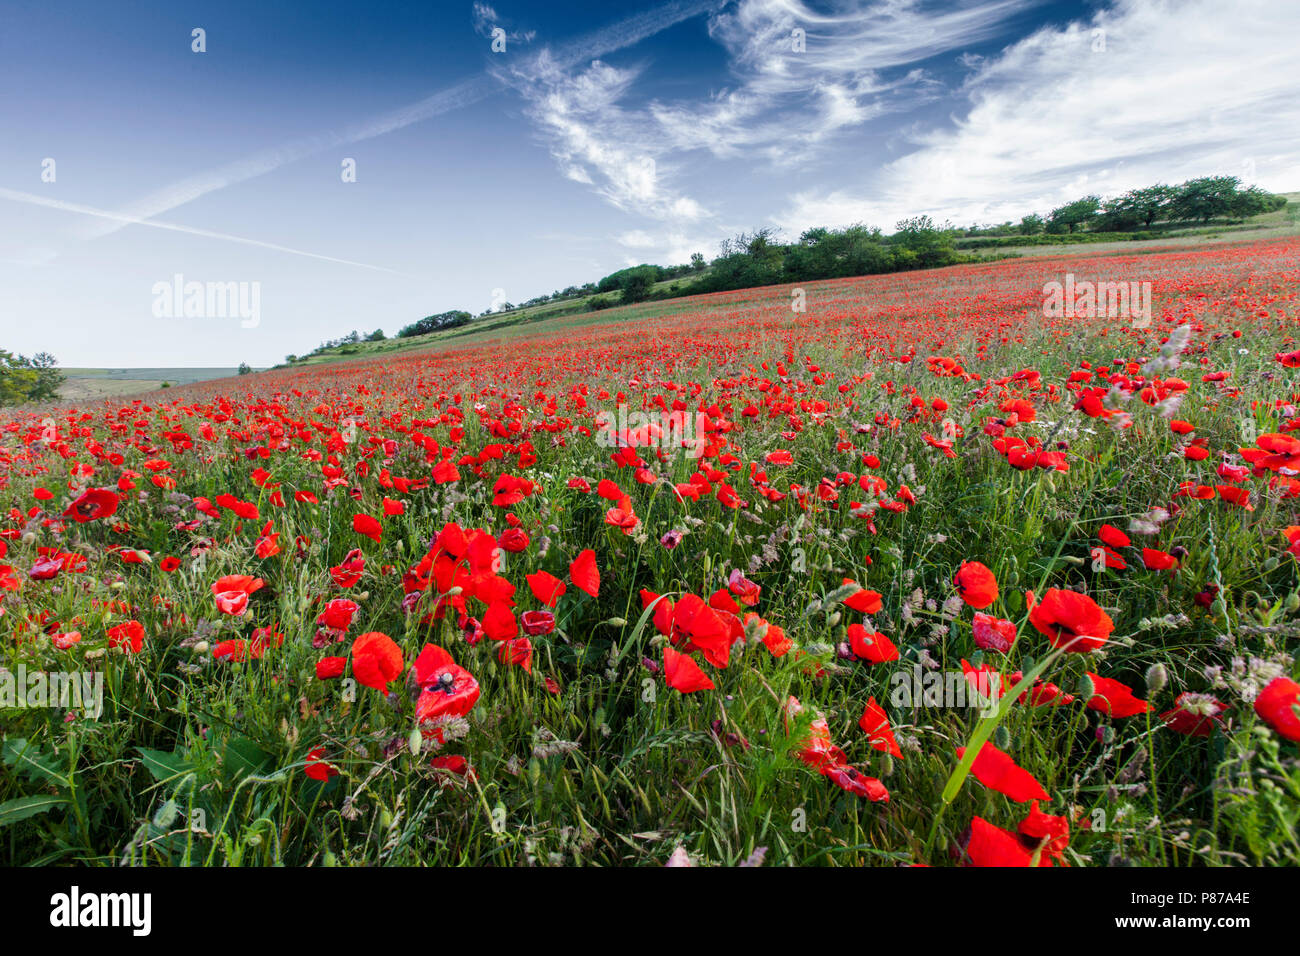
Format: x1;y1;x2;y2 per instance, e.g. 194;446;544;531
1;0;1296;368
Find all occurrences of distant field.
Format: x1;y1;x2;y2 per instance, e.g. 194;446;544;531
57;367;251;401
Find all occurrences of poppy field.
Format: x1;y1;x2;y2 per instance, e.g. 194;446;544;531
3;236;1300;868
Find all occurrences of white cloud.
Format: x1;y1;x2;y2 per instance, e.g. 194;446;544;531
780;0;1300;233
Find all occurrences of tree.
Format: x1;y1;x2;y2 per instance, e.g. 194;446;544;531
1019;213;1045;234
1047;196;1101;233
1;350;64;405
238;363;252;375
620;266;658;303
1127;184;1176;227
1171;176;1241;223
689;252;706;272
365;328;386;341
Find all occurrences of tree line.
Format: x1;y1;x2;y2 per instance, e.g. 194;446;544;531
294;173;1286;357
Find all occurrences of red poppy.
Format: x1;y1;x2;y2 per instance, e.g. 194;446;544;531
352;513;382;542
1028;588;1114;652
664;647;715;693
847;624;899;663
858;697;902;758
413;644;480;723
954;561;998;609
526;570;567;607
569;549;600;598
964;816;1033;867
972;612;1017;652
1018;801;1069;861
329;549;365;588
211;574;265;616
351;631;404;691
497;636;533;673
63;488;119;523
956;741;1050;802
305;746;338;781
316;656;347;680
107;620;145;654
1086;674;1150;718
1160;693;1228;737
1098;523;1131;549
841;578;883;614
1254;676;1300;741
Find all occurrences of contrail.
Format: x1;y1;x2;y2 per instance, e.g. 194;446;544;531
73;0;724;242
1;187;411;275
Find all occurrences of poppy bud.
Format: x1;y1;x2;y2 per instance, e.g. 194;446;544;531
1264;556;1279;572
879;754;894;777
1076;673;1095;700
994;726;1012;750
1287;593;1300;613
1145;663;1168;695
827;612;842;627
193;641;209;655
408;727;422;756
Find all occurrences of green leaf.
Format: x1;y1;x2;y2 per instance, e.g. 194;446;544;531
136;747;194;783
0;794;66;827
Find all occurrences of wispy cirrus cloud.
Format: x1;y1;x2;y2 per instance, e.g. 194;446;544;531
1;187;410;274
780;0;1300;234
33;1;721;259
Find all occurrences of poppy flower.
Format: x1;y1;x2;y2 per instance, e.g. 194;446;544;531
430;754;472;777
954;561;998;609
107;620;145;654
820;764;889;801
1254;676;1300;741
1028;588;1113;652
329;549;365;588
847;624;899;663
840;578;883;614
352;513;382;542
1098;524;1131;549
1086;674;1150;718
316;656;347;680
956;741;1050;802
964;817;1033;867
497;636;533;673
664;646;715;693
972;612;1017;653
305;746;338;781
63;488;119;523
351;631;404;691
727;569;762;606
569;549;600;598
1160;693;1228;737
1017;801;1070;861
413;644;480;723
858;697;902;758
211;574;265;616
481;601;518;641
520;610;555;636
525;570;566;607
